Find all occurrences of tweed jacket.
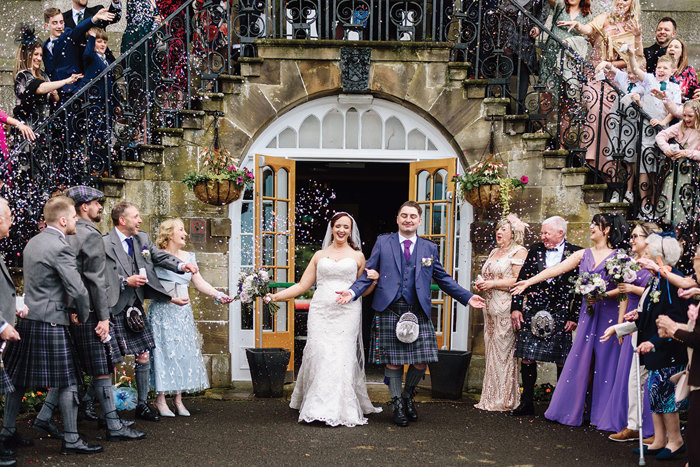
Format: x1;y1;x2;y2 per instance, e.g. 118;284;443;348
23;228;90;325
0;253;17;329
103;228;182;315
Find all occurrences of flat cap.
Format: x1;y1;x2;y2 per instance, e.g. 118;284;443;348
65;185;104;205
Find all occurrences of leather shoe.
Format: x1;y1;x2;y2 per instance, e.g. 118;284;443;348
61;438;103;455
391;397;408;427
30;418;63;439
135;404;160;422
510;400;535;416
656;443;686;461
633;445;664;455
79;401;98;422
97;418;135;429
106;426;146;442
402;394;418;422
0;431;33;448
0;441;16;459
0;459;15;467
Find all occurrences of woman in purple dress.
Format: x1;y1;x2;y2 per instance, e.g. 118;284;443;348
598;223;659;439
512;213;630;426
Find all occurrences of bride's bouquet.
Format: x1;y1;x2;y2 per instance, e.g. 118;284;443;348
571;272;608;315
605;250;641;301
235;269;280;314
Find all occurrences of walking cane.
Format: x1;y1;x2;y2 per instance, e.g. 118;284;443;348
635;347;645;466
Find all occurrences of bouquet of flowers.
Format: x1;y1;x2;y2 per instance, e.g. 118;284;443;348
605;250;641;301
235;269;280;314
112;374;137;411
571;272;608;315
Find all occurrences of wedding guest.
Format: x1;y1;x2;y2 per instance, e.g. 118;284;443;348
512;213;630;427
0;110;34;158
62;0;122;65
474;214;528;412
631;234;688;461
510;216;582;416
149;218;230;417
667;38;699;102
600;222;659;442
644;17;677;75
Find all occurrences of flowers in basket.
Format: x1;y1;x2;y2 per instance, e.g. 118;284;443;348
182;147;255;191
235;269;280;314
452;158;528;214
113;375;137;411
605;250;641;301
571;272;608;315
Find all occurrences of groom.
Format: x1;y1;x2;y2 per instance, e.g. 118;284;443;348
337;201;484;426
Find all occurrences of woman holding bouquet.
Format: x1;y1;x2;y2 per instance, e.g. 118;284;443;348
599;223;659;440
265;212;382;427
148;218;231;417
512;212;630;427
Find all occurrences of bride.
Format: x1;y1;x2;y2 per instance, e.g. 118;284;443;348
265;212;382;427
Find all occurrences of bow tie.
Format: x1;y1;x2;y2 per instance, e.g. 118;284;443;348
546;247;560;252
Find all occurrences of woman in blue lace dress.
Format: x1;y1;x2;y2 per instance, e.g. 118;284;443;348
148;218;231;417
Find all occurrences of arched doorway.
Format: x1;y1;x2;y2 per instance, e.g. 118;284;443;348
228;96;473;381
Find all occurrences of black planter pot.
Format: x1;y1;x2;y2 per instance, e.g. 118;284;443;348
245;348;291;398
428;350;472;400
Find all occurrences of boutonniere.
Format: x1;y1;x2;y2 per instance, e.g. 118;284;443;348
141;246;150;260
563;250;572;259
650;290;660;303
421;257;433;267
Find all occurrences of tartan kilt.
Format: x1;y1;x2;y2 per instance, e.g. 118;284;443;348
0;367;15;395
370;300;438;365
70;314;123;376
4;318;81;388
111;311;156;356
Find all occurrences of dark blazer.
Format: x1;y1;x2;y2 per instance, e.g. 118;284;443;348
350;233;472;317
66;218;111;321
637;270;690;370
42;16;96;93
22;228;90;325
79;35;112;102
63;4;121;67
0;254;17;329
102;228;182;315
511;241;583;323
674;325;700;387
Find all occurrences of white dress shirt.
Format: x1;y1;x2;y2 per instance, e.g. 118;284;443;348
115;227;132;255
544;239;565;279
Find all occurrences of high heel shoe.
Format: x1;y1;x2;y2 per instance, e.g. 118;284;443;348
174;402;190;417
154;401;175;418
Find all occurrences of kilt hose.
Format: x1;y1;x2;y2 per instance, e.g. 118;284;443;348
4;318;82;388
370;299;438;365
70;314;123;376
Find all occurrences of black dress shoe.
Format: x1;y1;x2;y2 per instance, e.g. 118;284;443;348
30;418;64;439
135;404;160;422
0;431;34;448
0;441;16;459
61;438;104;455
79;401;98;422
510;400;535;416
391;397;409;427
106;426;146;442
402;394;418;422
98;418;135;429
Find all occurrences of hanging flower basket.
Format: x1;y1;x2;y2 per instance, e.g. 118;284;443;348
463;184;501;210
192;179;243;206
453;159;528;214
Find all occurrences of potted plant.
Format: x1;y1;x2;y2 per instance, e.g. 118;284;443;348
452;158;528;214
182;147;254;206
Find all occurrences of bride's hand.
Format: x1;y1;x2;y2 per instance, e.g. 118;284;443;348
336;290;352;304
365;269;379;281
263;293;274;303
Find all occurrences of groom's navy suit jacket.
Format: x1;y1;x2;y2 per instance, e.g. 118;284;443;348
350;233;472;318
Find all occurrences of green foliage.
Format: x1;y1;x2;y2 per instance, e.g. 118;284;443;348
182;148;255;190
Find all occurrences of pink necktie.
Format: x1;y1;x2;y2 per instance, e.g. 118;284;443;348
403;239;412;262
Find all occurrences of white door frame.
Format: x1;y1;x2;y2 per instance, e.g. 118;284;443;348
227;96;473;381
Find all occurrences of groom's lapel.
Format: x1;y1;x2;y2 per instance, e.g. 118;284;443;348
390;233;402;272
414;239;424;279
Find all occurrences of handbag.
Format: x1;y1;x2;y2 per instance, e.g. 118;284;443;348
125;306;146;333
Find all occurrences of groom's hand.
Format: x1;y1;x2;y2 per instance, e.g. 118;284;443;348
468;295;485;309
336;290;352;304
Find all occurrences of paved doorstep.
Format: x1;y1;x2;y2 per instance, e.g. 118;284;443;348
15;398;685;466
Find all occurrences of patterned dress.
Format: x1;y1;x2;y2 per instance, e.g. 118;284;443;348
147;252;209;394
671;65;699;102
475;246;526;411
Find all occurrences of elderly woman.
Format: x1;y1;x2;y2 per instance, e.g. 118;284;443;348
474;214;528;411
147;218;231;417
630;234;689;461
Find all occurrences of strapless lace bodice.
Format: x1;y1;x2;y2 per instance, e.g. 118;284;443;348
315;257;358;290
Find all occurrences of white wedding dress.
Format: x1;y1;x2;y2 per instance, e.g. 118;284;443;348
290;257;382;427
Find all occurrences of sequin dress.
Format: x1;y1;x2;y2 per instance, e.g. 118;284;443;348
475;246;526;411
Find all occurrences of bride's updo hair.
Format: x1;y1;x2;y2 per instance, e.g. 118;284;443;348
592;212;630;250
330;211;360;251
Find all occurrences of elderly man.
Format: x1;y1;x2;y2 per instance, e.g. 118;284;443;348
509;216;582;416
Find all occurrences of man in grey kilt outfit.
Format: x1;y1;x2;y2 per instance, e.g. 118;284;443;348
102;201;197;422
338;201;485;426
0;198;23;466
31;188;146;441
1;196;103;455
509;216;582;416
